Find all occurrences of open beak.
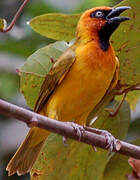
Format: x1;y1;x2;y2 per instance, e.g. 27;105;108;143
106;6;131;24
98;6;131;51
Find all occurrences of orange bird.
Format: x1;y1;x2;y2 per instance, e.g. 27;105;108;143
7;6;130;176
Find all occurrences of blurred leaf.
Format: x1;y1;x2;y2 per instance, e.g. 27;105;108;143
20;41;70;109
30;13;80;41
103;139;140;180
126;117;140;141
31;101;130;180
0;73;19;99
75;0;110;13
125;91;140;110
26;1;60;16
0;35;53;58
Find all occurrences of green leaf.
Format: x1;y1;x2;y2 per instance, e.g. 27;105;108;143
112;0;140;108
126;117;140;142
112;0;140;86
31;101;130;180
29;13;80;41
20;73;44;109
91;101;131;139
0;35;54;58
19;41;70;109
103;139;140;180
104;153;131;180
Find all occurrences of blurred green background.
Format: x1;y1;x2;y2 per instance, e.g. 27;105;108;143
1;0;139;179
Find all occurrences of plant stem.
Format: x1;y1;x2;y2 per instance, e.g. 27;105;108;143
0;0;30;33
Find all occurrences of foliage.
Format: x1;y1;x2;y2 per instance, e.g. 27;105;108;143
30;14;80;41
20;41;70;109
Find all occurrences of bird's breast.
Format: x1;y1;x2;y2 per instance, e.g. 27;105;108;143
44;42;117;122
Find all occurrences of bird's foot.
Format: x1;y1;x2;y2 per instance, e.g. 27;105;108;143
67;122;85;141
101;130;118;151
84;126;121;152
62;122;85;146
100;130;121;152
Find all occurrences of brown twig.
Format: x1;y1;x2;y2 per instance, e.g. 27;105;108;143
110;92;128;117
0;0;30;33
114;84;140;95
107;84;140;116
0;99;140;159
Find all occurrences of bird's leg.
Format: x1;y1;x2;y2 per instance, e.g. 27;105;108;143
84;126;121;152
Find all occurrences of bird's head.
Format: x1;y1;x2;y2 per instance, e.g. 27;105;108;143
77;6;130;51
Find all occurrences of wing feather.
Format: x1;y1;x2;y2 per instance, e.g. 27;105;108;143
34;45;76;112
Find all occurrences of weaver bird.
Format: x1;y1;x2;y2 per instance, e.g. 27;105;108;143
7;6;130;176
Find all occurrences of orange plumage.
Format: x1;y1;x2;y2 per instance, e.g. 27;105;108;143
6;6;130;176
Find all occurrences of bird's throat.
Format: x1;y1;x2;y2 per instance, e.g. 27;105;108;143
98;35;110;51
98;22;119;51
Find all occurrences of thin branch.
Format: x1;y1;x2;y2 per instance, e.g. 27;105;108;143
114;84;140;95
0;99;140;159
0;0;30;33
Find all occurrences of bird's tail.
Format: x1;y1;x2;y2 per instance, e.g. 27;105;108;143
6;127;49;176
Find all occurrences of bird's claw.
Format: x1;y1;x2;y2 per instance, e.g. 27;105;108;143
101;130;120;152
67;122;85;141
83;126;120;152
62;122;85;147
